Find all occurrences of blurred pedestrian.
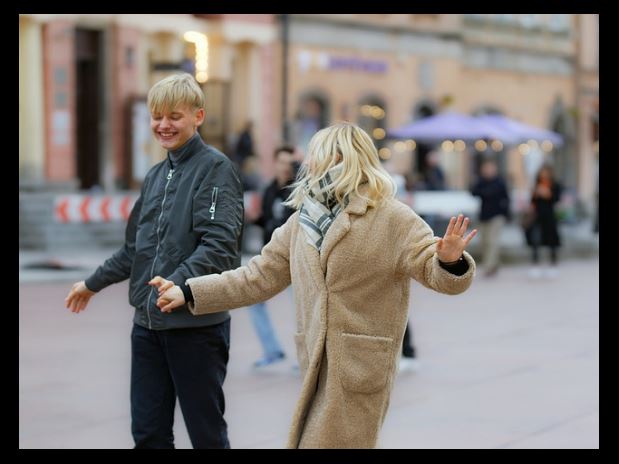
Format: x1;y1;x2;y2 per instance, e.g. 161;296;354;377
419;151;446;234
249;146;298;368
150;122;477;448
64;73;244;449
239;155;262;192
399;322;421;372
471;159;511;277
525;164;562;278
423;151;446;191
234;120;254;167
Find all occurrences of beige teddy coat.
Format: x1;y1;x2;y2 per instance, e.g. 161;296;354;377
186;186;476;448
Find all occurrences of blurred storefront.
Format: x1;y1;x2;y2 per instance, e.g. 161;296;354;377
19;14;277;192
279;14;598;215
18;14;598;213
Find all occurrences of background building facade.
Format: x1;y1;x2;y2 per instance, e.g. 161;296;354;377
19;14;598;249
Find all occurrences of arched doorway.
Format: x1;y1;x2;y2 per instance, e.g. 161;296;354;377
357;94;387;152
471;106;509;183
412;101;437;187
292;91;330;157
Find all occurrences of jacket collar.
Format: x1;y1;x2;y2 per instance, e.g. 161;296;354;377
167;132;203;169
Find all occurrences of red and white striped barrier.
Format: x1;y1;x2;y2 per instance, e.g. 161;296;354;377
54;195;139;223
55;192;265;223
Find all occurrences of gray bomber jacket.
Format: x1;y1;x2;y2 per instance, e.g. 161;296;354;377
85;134;244;330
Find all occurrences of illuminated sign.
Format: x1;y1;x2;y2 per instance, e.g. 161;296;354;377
297;50;388;74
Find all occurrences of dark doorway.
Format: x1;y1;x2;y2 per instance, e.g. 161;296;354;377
357;95;387;152
413;103;435;184
75;28;102;190
293;93;330;156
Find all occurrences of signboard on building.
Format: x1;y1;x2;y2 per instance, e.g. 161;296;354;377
297;50;388;74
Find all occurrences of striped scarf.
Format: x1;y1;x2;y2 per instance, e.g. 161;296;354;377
299;163;349;251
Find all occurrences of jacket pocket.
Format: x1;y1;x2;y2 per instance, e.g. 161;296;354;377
209;186;219;221
339;332;393;394
294;332;310;374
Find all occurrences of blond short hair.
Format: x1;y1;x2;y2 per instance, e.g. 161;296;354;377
285;122;396;210
147;73;205;114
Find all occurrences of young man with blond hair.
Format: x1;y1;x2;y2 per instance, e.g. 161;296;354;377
65;73;244;448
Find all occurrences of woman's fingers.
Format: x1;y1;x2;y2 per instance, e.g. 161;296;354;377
454;214;464;234
444;216;456;236
444;214;472;237
148;276;166;288
458;217;470;236
161;301;179;313
464;229;478;245
158;281;174;294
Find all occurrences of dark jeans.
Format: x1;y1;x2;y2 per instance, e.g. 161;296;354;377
402;322;416;358
130;320;231;449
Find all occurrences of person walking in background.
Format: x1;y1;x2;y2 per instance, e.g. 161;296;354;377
234;120;255;167
423;151;446;191
64;73;244;449
249;146;298;368
399;322;420;372
150;122;477;448
525;164;562;279
471;159;511;277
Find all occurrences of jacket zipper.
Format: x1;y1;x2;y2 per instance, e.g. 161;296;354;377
146;168;175;329
209;187;219;220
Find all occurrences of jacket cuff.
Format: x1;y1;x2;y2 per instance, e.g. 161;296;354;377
84;274;103;293
438;255;469;276
180;282;194;304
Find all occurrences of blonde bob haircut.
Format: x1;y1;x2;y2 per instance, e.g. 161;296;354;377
285;122;396;210
147;73;205;115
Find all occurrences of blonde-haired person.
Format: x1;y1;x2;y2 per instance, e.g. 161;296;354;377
65;73;244;448
150;122;477;449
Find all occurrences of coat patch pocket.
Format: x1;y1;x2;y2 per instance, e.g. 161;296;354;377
339;332;393;394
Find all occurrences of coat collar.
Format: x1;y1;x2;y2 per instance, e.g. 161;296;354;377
343;183;371;216
316;183;371;271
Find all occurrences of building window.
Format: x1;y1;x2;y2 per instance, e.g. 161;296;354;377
519;14;541;30
293;93;330;157
418;61;434;91
549;14;571;33
495;14;517;25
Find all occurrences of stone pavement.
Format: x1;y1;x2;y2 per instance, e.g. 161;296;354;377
19;256;598;449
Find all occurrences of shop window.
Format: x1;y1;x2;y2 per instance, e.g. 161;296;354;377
358;96;387;152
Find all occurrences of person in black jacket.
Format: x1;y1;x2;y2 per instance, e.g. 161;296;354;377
234;120;254;167
525;164;562;279
471;159;511;277
249;146;297;367
64;73;244;449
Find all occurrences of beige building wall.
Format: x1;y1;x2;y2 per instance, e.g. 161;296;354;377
19;16;46;185
575;14;599;211
283;14;598;205
286;39;576;192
